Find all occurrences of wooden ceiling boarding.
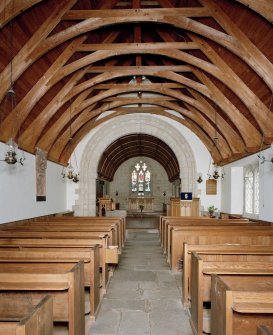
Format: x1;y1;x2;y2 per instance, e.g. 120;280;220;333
0;0;272;177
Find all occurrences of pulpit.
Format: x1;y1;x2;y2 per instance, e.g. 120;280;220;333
128;197;154;212
170;197;200;216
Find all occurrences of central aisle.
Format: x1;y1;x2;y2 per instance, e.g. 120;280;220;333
88;226;193;335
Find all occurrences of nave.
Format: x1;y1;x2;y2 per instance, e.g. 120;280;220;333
88;217;193;335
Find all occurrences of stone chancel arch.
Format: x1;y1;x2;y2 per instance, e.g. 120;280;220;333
76;114;197;216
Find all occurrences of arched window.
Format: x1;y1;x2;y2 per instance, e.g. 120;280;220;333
244;164;259;217
131;161;151;195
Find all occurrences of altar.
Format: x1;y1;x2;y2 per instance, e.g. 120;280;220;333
128;197;154;212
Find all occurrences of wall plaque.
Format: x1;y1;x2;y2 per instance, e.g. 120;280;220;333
206;179;217;195
36;148;47;201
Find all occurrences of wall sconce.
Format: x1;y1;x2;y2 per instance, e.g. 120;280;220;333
197;176;203;183
257;143;273;164
163;191;166;204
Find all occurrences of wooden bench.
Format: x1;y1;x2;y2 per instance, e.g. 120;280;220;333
258;325;273;335
0;224;120;268
0;232;113;286
32;216;126;248
164;218;266;258
0;224;117;249
5;219;124;252
0;261;85;335
190;252;273;335
0;237;110;290
0;247;101;319
0;295;53;335
169;226;273;272
159;216;211;246
182;243;273;306
211;275;273;335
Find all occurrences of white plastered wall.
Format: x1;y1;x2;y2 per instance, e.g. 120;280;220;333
0;143;67;224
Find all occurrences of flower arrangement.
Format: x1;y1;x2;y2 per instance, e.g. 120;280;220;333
139;204;144;212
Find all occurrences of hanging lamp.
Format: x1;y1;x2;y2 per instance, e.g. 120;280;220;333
1;14;25;166
257;93;273;164
61;103;80;183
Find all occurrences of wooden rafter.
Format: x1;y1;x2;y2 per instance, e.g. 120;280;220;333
1;36;86;143
0;1;272;167
198;0;273;91
0;0;77;103
235;0;273;23
0;0;43;28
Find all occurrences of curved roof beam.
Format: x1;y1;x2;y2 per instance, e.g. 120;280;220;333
0;0;43;28
13;41;260;151
74;69;261;147
29;68;258;156
49;99;227;164
2;7;272;103
0;0;77;103
0;36;87;143
35;80;245;158
198;0;273;91
57;106;222;165
53;9;273;89
51;47;272;138
235;0;273;23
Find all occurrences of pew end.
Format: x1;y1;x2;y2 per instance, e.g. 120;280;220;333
0;295;53;335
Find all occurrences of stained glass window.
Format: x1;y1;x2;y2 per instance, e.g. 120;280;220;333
244;164;259;217
131;161;151;194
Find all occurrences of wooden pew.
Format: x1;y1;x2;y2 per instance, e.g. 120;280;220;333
159;216;211;246
211;275;273;335
190;252;273;335
0;224;120;269
0;295;53;335
182;243;273;306
5;219;124;252
169;226;273;272
0;237;110;290
32;216;126;248
0;224;116;249
164;218;266;258
0;232;112;288
0;247;100;319
258;325;273;335
160;216;224;248
0;261;85;335
52;216;126;248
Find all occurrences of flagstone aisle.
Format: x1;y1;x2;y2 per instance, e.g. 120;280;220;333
87;224;193;335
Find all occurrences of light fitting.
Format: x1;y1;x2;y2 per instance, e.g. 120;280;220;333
257;93;273;165
61;102;80;183
197;176;203;183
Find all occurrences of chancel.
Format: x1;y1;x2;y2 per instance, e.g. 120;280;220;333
0;1;273;335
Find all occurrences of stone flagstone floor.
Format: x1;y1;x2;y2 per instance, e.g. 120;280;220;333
87;221;193;335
